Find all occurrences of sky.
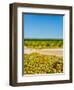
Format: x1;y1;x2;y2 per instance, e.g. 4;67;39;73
23;13;63;39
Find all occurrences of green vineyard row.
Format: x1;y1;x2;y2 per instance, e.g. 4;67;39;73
24;39;63;49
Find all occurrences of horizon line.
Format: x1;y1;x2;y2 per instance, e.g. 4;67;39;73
24;38;63;40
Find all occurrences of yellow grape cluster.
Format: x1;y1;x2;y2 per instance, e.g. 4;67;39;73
24;53;63;74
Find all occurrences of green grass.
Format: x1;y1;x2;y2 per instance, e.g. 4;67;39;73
24;53;63;74
24;39;63;49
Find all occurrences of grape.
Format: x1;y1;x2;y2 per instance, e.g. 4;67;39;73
24;53;63;75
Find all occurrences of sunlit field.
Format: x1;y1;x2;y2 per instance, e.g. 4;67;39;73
24;39;63;75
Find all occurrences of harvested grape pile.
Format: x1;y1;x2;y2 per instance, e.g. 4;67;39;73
24;53;63;74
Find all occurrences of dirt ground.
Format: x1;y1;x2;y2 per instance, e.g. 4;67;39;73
24;47;63;57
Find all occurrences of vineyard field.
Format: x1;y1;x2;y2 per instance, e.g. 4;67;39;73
24;39;63;75
24;39;63;49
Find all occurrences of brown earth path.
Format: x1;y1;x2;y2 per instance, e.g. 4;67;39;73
24;47;63;57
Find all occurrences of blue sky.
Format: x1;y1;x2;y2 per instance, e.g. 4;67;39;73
23;13;63;39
